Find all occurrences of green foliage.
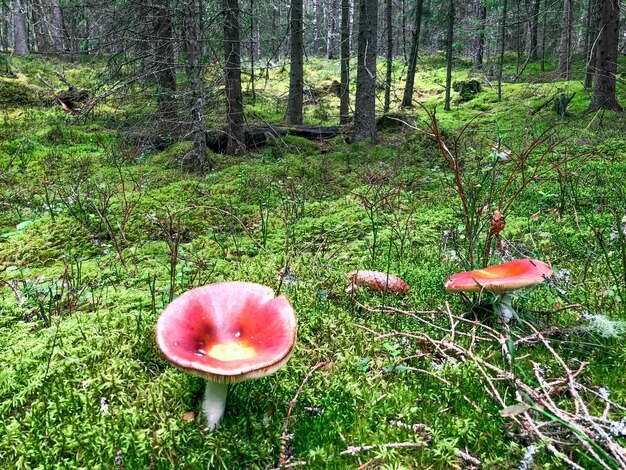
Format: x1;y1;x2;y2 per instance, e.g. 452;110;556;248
0;54;625;469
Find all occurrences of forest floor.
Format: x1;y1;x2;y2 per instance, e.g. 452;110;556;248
1;53;626;469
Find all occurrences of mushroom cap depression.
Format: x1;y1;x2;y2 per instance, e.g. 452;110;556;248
444;259;553;294
156;282;297;384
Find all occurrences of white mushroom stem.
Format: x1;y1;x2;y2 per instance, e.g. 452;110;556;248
201;381;228;430
495;292;516;325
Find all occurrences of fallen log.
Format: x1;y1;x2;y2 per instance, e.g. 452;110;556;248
206;124;344;153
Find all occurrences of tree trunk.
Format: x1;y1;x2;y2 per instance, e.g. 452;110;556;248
11;0;28;55
383;0;393;113
32;0;51;52
224;0;245;154
473;0;487;69
50;0;64;51
312;0;321;53
557;0;573;78
285;0;304;125
339;0;351;124
353;0;378;142
588;0;621;111
584;0;598;89
444;0;454;111
497;0;508;102
529;0;540;60
401;0;423;107
326;0;337;59
183;0;209;167
154;0;177;127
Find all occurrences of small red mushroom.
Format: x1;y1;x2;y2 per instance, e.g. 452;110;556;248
156;281;297;430
346;270;410;294
444;259;553;323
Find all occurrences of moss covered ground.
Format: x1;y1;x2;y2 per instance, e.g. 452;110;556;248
0;53;625;469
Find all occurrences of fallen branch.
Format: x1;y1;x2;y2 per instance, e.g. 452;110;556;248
341;442;426;456
279;361;329;468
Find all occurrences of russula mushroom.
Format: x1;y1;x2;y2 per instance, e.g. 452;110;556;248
444;259;553;323
155;281;297;430
346;270;410;294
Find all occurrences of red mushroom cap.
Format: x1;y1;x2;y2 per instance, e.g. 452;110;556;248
347;270;410;294
444;259;553;294
156;282;297;384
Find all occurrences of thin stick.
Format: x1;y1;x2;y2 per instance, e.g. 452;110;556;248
341;442;426;456
279;361;329;468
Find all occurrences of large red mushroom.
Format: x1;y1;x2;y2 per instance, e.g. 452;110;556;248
444;259;553;323
156;281;297;430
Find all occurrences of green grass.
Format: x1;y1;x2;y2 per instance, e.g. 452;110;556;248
0;53;625;469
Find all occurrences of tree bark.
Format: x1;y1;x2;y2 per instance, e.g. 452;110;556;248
473;0;486;69
401;0;424;107
557;0;573;78
285;0;304;125
584;0;598;89
183;0;209;166
154;0;177;127
444;0;454;111
50;0;64;51
224;0;246;154
383;0;393;113
588;0;621;111
326;0;337;59
497;0;508;102
353;0;378;142
11;0;28;55
339;0;351;124
529;0;540;60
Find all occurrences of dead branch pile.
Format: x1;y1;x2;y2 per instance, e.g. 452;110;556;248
356;300;626;469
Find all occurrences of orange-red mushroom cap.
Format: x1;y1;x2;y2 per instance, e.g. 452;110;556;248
156;282;297;384
444;259;553;294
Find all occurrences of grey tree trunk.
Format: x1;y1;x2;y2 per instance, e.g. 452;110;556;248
339;0;351;124
529;0;540;60
51;0;64;51
497;0;508;102
401;0;424;107
589;0;621;111
155;0;177;128
326;0;337;59
584;0;598;89
183;0;209;166
383;0;393;113
473;0;486;69
33;1;52;52
444;0;454;111
557;0;573;78
285;0;304;125
11;0;28;55
353;0;378;142
224;0;245;154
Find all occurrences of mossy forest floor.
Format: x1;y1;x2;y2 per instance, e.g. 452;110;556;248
1;54;625;468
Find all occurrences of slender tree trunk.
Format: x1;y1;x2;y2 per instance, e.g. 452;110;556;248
498;0;508;102
339;0;351;124
353;0;378;142
540;0;546;71
32;0;51;52
183;0;209;166
155;0;177;127
401;0;423;107
584;0;598;88
285;0;304;124
326;0;337;59
473;0;487;69
11;0;28;55
312;0;321;54
557;0;573;78
529;0;540;59
444;0;454;111
249;0;256;103
224;0;245;154
589;0;621;111
383;0;393;113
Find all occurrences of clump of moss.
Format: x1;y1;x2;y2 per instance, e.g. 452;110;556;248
0;77;40;108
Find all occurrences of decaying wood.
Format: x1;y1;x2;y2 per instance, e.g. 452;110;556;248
206;125;344;153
